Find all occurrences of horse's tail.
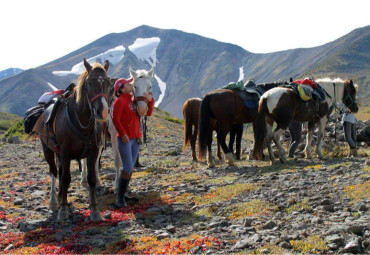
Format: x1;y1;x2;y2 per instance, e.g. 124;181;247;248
182;100;192;152
253;96;268;160
198;95;211;160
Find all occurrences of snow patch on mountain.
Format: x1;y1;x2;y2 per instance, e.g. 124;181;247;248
47;82;58;91
154;74;166;107
238;66;244;82
52;46;125;76
129;38;160;67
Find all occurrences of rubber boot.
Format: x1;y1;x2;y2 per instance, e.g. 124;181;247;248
134;155;144;168
116;172;130;208
124;173;139;202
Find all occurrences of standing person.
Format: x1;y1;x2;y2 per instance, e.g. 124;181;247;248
340;103;358;157
288;121;302;158
112;77;154;208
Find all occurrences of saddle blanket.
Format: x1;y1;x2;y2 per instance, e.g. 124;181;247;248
221;80;262;109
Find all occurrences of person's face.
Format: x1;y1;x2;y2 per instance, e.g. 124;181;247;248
121;83;133;94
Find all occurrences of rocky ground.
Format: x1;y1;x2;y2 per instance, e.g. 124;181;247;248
0;108;369;254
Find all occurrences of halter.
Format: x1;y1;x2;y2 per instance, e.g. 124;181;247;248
134;76;152;105
342;92;357;109
86;76;111;103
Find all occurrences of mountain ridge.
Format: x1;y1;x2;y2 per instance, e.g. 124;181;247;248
0;24;369;118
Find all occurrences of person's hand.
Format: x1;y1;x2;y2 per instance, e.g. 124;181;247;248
121;134;129;143
144;92;152;102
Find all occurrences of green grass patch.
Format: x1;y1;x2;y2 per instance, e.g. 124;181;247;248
290;235;328;253
343;180;370;203
164;116;183;124
205;176;237;185
225;199;278;219
193;183;259;205
285;199;311;214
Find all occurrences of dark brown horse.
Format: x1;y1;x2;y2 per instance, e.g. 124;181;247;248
38;59;112;221
198;81;288;167
253;78;358;164
183;97;243;162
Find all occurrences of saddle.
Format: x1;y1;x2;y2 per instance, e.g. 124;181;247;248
221;80;262;109
283;82;326;103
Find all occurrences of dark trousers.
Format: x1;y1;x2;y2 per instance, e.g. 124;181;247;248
343;121;356;149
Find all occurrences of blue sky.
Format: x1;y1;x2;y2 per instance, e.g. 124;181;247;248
1;0;369;71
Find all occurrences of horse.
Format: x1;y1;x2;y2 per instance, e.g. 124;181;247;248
198;80;289;167
38;58;112;221
81;68;154;193
253;78;358;164
182;97;243;162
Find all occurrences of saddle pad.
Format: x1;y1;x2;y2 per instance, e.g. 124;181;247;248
297;84;313;101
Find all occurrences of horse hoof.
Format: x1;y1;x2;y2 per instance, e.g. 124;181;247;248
208;163;215;168
57;208;69;221
48;202;58;211
279;158;287;164
90;210;103;222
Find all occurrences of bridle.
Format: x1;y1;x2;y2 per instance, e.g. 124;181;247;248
133;76;152;104
86;76;111;103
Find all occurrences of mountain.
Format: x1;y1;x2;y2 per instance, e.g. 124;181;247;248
0;68;23;80
0;25;369;118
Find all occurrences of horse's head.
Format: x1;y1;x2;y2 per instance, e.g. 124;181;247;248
77;58;112;122
343;79;358;113
129;67;154;116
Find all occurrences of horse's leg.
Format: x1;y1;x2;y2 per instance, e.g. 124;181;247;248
235;124;243;160
80;159;88;188
95;145;103;187
207;131;215;168
110;134;121;193
272;128;287;164
216;140;222;160
264;122;275;164
305;121;315;159
316;116;327;159
217;129;235;166
42;142;58;211
87;153;102;221
190;125;198;161
58;156;71;221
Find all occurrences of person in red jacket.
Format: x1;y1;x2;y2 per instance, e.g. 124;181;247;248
112;77;154;208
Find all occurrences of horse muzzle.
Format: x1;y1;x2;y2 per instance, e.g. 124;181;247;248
137;101;149;116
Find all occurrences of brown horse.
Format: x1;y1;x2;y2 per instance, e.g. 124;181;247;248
183;97;243;162
198;81;288;167
253;78;358;164
38;59;112;221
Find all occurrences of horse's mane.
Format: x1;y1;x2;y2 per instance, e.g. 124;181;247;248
75;63;107;103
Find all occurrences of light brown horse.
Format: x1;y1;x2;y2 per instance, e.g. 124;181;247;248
38;59;112;221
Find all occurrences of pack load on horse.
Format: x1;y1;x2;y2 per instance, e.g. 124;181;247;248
29;58;113;221
198;79;290;168
253;78;358;164
81;68;154;195
183;97;243;162
24;84;76;135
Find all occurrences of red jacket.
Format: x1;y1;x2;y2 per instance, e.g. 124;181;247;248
112;93;154;139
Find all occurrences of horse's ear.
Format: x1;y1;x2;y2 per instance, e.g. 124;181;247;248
148;67;154;79
103;60;109;72
289;77;293;82
350;79;354;87
83;58;92;73
129;68;137;79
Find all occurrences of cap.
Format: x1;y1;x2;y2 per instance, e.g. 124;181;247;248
114;77;133;92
